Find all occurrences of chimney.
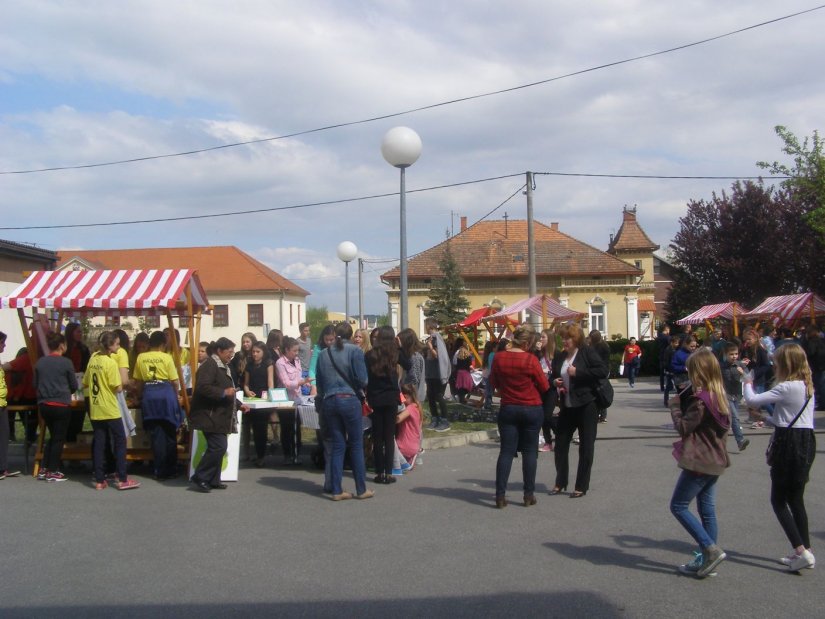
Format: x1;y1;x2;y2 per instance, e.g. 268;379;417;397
550;222;559;231
460;216;467;232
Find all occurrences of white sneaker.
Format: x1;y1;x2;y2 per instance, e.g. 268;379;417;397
788;549;816;571
780;551;815;569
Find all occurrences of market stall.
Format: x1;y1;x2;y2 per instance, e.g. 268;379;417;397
676;301;749;336
0;268;210;474
742;292;825;327
446;306;519;366
484;294;584;331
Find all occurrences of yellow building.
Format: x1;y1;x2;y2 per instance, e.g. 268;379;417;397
381;209;659;339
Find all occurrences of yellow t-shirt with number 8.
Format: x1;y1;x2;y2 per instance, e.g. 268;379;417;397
83;352;122;420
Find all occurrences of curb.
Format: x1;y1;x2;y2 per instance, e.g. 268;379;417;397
422;428;499;450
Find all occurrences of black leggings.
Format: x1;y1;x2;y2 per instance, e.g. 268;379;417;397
771;479;810;549
541;389;557;445
371;405;397;476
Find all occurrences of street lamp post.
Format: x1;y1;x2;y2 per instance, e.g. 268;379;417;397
381;126;422;331
337;241;358;324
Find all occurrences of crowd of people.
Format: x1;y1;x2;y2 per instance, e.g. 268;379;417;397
0;316;821;578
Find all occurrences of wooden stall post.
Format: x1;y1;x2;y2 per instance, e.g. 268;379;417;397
165;310;190;415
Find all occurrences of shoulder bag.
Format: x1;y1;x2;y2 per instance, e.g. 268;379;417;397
326;347;372;416
766;396;810;466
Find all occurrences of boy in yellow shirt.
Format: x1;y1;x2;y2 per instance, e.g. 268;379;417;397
0;331;22;479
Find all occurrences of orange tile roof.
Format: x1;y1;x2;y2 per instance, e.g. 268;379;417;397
637;299;657;312
382;220;641;280
608;208;659;253
56;247;309;296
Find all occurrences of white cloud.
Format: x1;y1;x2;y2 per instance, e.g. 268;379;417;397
1;1;822;314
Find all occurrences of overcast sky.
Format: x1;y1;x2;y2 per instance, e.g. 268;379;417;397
1;1;823;316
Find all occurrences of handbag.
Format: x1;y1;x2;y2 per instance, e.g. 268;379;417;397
765;396;810;466
618;363;625;376
325;348;371;416
594;378;614;409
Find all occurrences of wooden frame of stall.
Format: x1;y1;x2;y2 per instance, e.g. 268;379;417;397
2;269;209;475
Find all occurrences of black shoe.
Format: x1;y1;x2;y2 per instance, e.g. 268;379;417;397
210;483;228;490
373;474;386;484
191;480;211;493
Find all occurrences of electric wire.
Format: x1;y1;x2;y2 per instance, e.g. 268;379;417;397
1;5;820;176
0;171;790;231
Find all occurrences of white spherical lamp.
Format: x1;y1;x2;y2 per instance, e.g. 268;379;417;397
381;127;422;168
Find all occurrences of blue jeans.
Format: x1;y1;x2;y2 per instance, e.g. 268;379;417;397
670;469;719;549
627;358;640;386
326;394;367;496
727;398;744;445
495;404;543;497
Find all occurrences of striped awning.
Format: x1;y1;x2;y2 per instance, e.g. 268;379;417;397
743;293;825;323
676;302;748;325
485;294;583;322
0;269;210;316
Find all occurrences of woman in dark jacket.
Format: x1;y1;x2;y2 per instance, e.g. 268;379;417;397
588;330;611;423
365;326;411;484
551;324;608;498
189;337;248;493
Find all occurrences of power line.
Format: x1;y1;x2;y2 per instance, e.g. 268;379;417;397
0;171;789;231
1;6;821;176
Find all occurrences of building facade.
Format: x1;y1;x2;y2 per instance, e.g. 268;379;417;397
57;246;309;343
382;210;660;339
0;240;58;353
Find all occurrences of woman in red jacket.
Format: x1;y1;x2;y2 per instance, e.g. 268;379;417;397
490;325;549;508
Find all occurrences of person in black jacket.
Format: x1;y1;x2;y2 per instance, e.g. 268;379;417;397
189;338;249;493
550;324;608;498
587;330;611;423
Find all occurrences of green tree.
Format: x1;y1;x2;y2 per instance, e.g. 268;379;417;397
666;180;825;321
424;241;470;326
757;125;825;237
305;305;330;339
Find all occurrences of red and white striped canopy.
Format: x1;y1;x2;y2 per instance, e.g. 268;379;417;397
676;302;748;325
743;292;825;324
485;294;583;322
1;269;210;316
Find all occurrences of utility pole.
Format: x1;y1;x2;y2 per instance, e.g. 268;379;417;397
525;171;538;328
358;258;364;329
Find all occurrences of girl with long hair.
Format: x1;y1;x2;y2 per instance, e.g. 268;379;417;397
668;348;730;578
744;343;817;571
452;338;474;404
398;328;426;405
84;331;140;491
365;325;411;484
243;341;275;467
275;336;313;465
535;328;563;450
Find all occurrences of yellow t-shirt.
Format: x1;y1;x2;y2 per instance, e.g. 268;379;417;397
111;347;129;370
83;352;122;420
0;367;7;407
132;351;179;382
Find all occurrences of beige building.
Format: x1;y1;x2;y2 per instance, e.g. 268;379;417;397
57;246;309;343
0;240;58;353
381;208;659;339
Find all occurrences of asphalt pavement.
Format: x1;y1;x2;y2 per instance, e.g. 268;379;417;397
1;378;823;618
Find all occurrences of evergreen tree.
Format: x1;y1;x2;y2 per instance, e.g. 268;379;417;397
424;241;470;326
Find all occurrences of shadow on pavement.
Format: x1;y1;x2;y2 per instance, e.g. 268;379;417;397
409;484;492;507
0;592;626;618
256;474;321;496
543;540;677;575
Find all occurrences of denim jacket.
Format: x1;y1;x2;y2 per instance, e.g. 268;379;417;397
315;342;368;401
